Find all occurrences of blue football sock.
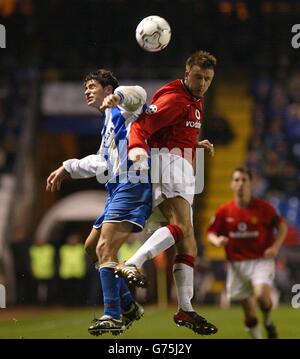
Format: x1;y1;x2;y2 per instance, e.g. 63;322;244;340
99;267;121;319
119;278;134;310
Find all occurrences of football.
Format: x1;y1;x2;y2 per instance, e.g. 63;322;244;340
135;15;171;52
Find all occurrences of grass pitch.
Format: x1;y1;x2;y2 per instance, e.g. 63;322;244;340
0;305;299;339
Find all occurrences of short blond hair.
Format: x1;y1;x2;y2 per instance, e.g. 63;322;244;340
186;51;217;71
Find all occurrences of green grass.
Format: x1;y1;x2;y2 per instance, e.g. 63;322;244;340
0;305;299;339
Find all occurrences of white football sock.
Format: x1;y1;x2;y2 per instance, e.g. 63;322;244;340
246;324;262;339
173;262;194;312
125;226;176;268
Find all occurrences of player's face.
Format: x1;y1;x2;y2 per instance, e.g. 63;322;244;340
184;65;214;97
231;171;252;199
84;79;111;108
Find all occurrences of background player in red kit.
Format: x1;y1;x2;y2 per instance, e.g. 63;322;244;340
116;51;217;335
207;167;287;339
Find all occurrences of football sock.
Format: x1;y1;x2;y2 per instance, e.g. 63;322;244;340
245;317;262;339
119;278;134;311
247;325;262;339
173;255;195;312
126;225;183;268
99;265;121;319
262;310;272;326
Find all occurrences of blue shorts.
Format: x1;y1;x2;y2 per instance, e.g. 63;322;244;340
93;181;152;233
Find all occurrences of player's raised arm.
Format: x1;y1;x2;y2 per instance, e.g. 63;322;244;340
114;85;147;112
100;85;147;113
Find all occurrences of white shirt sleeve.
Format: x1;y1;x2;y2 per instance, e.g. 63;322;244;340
63;155;107;179
114;85;147;113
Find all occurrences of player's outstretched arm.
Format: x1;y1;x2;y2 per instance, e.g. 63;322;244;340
207;232;229;247
46;166;70;192
63;155;108;179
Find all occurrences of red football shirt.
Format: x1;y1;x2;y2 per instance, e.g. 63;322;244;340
128;79;204;164
207;198;282;261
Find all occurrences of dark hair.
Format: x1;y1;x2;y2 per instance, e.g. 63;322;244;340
232;166;252;180
84;69;119;90
186;51;217;71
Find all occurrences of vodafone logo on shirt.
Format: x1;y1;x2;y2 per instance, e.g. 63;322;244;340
186;120;201;129
186;108;202;128
229;222;259;238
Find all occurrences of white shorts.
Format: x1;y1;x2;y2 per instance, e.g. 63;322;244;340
147;153;195;228
151;152;195;208
226;258;275;301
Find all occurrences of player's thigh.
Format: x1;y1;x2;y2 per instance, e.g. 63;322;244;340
253;283;272;300
226;262;252;302
99;221;133;250
250;258;275;300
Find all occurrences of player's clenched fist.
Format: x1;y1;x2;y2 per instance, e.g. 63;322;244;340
197;139;215;157
99;94;121;112
128;147;148;162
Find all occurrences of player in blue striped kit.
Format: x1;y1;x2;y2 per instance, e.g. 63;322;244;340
46;69;152;335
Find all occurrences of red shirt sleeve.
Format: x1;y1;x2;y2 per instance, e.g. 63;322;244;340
207;206;227;236
128;93;187;151
263;201;283;229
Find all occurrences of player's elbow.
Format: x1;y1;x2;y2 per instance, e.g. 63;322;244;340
135;86;147;103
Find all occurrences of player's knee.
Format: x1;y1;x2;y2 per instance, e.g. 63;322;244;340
253;285;270;302
256;293;272;311
244;316;258;328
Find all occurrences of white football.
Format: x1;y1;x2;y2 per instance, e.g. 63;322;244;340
136;15;171;52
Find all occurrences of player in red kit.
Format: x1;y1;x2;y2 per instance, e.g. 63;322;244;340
207;167;287;339
115;51;217;335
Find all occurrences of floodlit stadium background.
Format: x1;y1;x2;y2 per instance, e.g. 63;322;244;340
0;0;300;338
